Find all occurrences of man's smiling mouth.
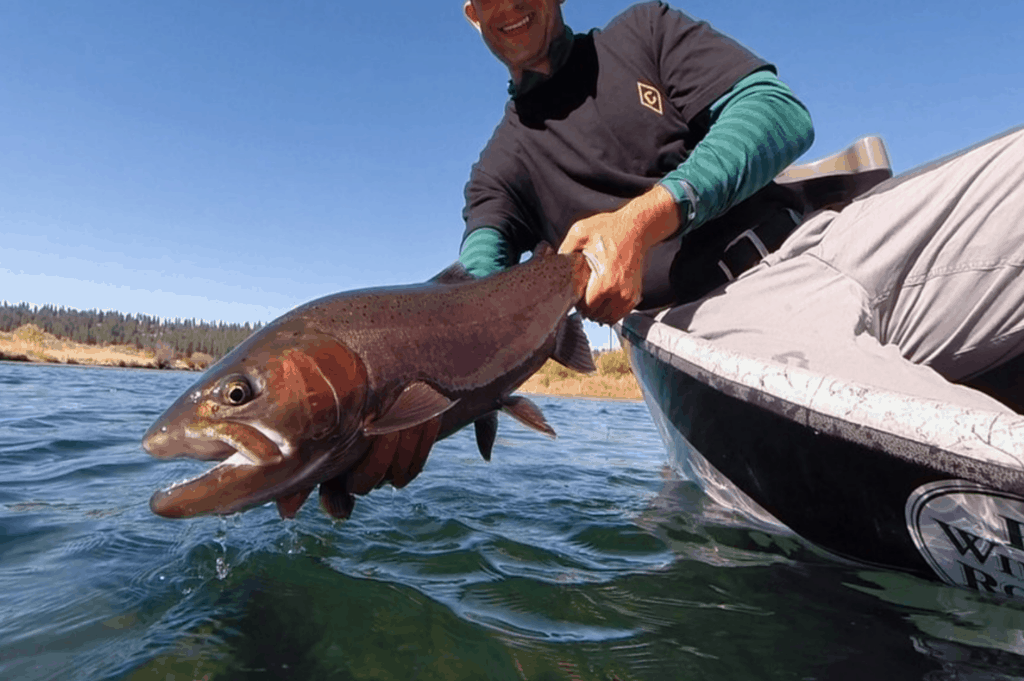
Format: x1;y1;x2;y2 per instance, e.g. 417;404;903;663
500;13;533;35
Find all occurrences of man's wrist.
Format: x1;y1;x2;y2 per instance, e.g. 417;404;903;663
621;185;682;251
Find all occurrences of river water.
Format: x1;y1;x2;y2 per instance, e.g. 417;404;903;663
4;361;1024;679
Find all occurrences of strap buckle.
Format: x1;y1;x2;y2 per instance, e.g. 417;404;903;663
717;229;770;282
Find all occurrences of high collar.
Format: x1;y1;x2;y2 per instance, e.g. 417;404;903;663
508;25;575;99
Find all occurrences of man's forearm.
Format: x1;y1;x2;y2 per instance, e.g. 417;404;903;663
660;69;815;233
615;184;681;252
459;227;520;277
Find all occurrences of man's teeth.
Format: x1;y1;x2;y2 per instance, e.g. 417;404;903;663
501;15;531;33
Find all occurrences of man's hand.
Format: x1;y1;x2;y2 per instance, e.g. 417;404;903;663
558;185;680;325
298;417;442;520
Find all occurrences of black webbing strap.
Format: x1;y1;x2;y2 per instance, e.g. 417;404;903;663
638;186;802;310
717;208;799;282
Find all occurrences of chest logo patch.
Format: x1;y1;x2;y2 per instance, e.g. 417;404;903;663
637;82;664;115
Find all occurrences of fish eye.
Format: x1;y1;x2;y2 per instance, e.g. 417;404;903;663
222;377;253;406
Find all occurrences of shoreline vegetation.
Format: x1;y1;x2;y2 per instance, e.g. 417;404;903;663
520;348;642;401
0;301;260;359
0;324;212;371
0;323;642;400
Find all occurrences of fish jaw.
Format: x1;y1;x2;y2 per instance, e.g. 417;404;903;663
150;451;303;518
144;414;286;463
148;427;370;518
142;418;236;461
147;418;292;517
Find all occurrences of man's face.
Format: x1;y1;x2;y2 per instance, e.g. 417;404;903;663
465;0;565;78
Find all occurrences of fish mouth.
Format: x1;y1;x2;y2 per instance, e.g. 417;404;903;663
146;422;298;518
149;451;300;519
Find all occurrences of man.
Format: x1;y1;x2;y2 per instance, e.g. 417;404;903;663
459;0;814;324
458;0;1024;410
341;0;1023;513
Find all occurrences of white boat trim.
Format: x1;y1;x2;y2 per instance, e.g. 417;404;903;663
621;314;1024;473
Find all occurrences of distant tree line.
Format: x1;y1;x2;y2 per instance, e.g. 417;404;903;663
0;302;262;358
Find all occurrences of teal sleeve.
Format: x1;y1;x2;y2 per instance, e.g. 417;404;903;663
659;69;815;233
459;227;521;278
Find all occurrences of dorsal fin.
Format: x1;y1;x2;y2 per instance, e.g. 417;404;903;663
501;395;556;438
363;381;457;436
474;412;498;461
430;260;476;285
551;313;596;374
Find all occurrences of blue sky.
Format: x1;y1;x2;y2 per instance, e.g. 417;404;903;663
2;0;1021;350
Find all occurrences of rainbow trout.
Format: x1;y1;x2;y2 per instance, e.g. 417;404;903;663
142;244;594;519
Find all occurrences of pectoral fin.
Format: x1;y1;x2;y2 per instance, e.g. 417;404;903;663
474;412;498;461
363;381;457;436
275;487;314;520
502;395;556;438
319;476;355;520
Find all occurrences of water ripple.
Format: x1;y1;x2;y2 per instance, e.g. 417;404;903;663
4;364;1024;679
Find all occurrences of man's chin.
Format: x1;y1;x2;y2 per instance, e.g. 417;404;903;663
482;33;550;71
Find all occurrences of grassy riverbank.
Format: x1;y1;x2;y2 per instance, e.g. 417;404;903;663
0;324;211;371
1;323;642;399
520;348;642;401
